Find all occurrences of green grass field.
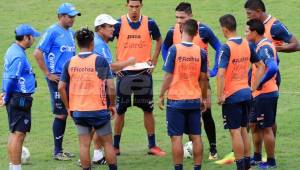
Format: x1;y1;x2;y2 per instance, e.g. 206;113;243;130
0;0;300;169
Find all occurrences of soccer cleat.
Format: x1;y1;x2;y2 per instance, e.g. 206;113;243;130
208;148;218;160
53;152;71;161
208;152;218;160
114;148;121;156
258;162;277;169
148;146;166;156
63;151;75;158
250;156;262;166
214;152;235;165
93;157;107;165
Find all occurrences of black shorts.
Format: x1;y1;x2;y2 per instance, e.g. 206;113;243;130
46;78;67;115
250;96;278;129
116;70;153;114
222;100;250;129
6;93;33;133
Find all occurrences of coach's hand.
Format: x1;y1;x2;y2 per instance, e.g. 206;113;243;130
217;95;225;105
158;95;165;110
116;71;124;78
0;93;5;107
109;106;116;120
47;73;60;83
147;60;156;74
201;99;208;113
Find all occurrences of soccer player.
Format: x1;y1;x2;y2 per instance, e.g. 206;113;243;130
159;19;208;170
112;0;165;156
33;3;81;160
162;2;222;159
246;19;279;169
58;28;117;170
90;13;136;164
1;24;40;170
244;0;300;164
217;14;264;170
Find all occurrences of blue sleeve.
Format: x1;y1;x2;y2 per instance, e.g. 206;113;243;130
36;29;55;53
163;46;176;73
249;42;260;63
3;78;17;103
60;61;70;83
199;24;222;77
271;20;293;43
112;19;121;40
218;44;230;69
200;49;208;73
96;56;113;80
258;46;278;87
162;28;174;62
4;56;24;79
148;18;161;40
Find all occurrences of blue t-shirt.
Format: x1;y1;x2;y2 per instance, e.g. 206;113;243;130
94;33;113;64
60;52;113;118
113;15;161;40
2;43;36;94
162;23;222;68
163;42;207;109
218;37;260;104
36;23;76;74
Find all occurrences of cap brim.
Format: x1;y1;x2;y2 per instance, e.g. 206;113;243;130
68;10;81;17
32;30;41;37
107;19;118;25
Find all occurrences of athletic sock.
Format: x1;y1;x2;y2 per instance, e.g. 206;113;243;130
194;165;201;170
52;118;66;155
253;152;262;161
236;159;245;170
109;164;118;170
244;156;251;170
148;134;156;149
11;164;21;170
113;135;121;149
202;109;217;150
174;164;183;170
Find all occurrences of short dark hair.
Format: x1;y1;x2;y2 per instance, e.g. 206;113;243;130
247;19;265;35
127;0;142;3
15;31;28;41
219;14;237;32
75;28;94;48
182;19;198;36
244;0;266;12
175;2;192;15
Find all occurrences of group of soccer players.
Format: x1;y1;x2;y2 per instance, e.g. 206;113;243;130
1;0;299;170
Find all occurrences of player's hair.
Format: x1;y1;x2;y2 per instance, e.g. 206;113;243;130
247;19;265;35
127;0;142;3
182;19;198;36
244;0;266;12
15;31;30;41
175;2;192;15
219;14;237;32
75;28;94;48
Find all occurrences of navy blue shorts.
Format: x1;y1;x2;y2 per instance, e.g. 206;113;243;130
72;116;110;129
6;93;32;133
46;79;67;115
116;70;153;114
250;97;278;129
276;71;281;88
166;107;201;136
222;100;250;129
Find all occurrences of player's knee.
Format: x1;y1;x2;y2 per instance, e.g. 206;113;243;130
55;114;67;120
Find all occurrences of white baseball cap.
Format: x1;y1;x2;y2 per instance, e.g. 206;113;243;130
94;14;118;27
